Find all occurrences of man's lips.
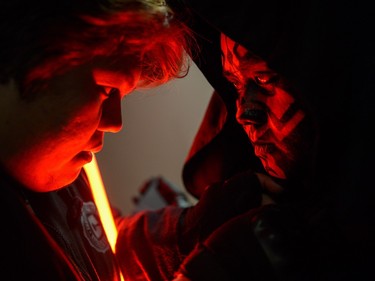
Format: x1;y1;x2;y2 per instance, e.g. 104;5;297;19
253;142;275;157
90;144;103;153
243;123;268;143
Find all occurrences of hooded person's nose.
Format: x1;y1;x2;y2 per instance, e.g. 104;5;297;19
236;81;268;126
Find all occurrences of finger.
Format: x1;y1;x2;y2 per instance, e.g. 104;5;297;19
255;173;283;194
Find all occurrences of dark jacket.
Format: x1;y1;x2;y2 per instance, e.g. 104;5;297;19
1;168;122;281
170;0;374;279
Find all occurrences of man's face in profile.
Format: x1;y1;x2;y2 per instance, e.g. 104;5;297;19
1;58;140;192
221;34;316;180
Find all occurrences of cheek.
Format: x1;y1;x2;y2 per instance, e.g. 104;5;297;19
269;115;315;172
266;88;295;120
63;101;102;138
39;94;103;148
261;156;287;179
44;69;103;134
268;110;305;142
265;87;305;142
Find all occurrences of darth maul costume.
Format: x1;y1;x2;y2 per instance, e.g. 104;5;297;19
169;0;374;280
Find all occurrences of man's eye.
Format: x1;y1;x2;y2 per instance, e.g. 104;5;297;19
223;71;243;90
254;73;278;85
233;81;241;89
229;78;243;90
100;86;118;97
233;82;246;93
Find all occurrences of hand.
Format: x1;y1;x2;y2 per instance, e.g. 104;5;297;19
175;204;305;281
178;169;264;255
132;177;192;212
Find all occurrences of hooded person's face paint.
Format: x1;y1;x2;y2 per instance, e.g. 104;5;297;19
221;34;316;180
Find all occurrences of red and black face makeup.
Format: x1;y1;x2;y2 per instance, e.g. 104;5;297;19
221;34;315;180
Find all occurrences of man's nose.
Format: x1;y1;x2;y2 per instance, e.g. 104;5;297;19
236;82;268;126
98;93;123;133
236;103;268;126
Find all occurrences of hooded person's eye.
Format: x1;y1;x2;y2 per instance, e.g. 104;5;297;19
255;73;279;85
98;86;119;97
232;80;242;89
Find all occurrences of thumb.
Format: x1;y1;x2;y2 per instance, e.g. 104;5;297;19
255;173;283;194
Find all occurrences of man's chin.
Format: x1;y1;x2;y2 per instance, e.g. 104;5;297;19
52;167;83;191
261;159;286;180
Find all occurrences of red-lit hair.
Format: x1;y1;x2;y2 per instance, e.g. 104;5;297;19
0;0;194;94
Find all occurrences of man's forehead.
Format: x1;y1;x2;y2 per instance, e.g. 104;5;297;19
220;33;263;75
220;34;248;58
221;34;244;73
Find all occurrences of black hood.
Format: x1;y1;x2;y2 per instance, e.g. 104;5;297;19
170;0;374;258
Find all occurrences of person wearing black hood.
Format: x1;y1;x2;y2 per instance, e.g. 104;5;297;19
115;0;374;280
166;0;374;280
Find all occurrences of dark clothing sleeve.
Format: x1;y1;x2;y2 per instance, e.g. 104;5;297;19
1;168;123;281
116;206;186;280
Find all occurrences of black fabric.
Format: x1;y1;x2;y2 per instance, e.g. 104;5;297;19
171;0;374;279
178;170;263;255
180;206;301;281
1;167;123;281
23;171;123;281
0;167;82;280
182;91;263;198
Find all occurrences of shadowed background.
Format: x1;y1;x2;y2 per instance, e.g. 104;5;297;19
96;62;213;215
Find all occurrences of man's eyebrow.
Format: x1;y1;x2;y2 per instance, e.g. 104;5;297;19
222;70;233;77
222;69;241;81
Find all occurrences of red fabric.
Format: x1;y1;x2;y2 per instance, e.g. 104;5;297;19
182;91;262;198
116;206;185;280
